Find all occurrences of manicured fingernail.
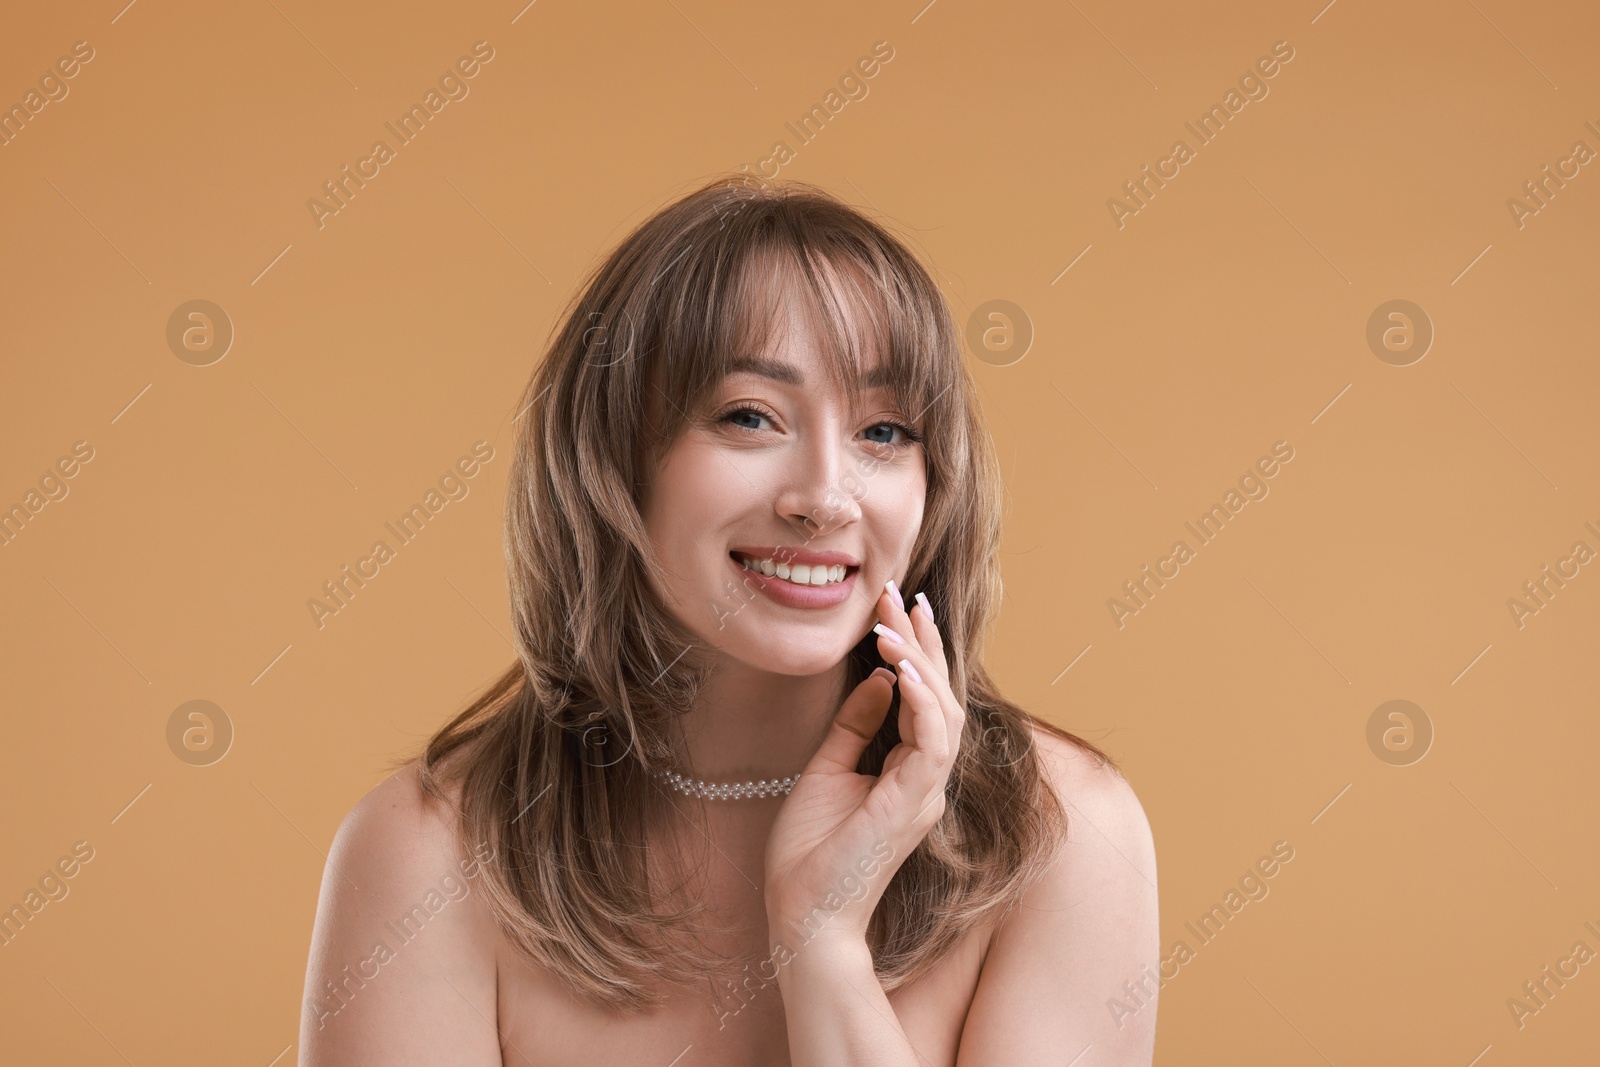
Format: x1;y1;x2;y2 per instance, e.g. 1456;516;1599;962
873;623;905;645
885;579;905;611
897;658;923;684
914;592;933;621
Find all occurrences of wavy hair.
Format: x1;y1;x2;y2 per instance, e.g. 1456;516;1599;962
407;173;1113;1010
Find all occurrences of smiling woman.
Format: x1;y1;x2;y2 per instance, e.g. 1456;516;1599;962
299;174;1160;1066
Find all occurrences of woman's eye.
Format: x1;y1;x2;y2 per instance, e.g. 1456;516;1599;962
719;405;772;431
864;421;922;448
717;407;920;446
864;423;903;446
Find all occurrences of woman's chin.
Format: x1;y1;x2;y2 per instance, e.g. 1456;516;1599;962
718;639;857;679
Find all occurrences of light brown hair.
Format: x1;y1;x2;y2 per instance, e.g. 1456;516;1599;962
407;173;1113;1009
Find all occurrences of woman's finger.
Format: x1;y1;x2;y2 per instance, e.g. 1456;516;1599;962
872;585;930;677
875;584;962;748
907;591;949;685
805;668;895;775
885;655;950;819
907;597;963;752
877;582;950;687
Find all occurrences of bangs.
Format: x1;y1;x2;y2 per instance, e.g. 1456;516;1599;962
641;190;956;452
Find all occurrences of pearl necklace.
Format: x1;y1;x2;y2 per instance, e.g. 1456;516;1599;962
652;768;800;800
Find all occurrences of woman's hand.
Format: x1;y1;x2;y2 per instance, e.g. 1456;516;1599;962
762;580;963;952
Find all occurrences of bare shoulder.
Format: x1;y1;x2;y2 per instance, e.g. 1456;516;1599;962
337;759;469;867
1026;723;1158;907
300;759;504;1066
954;722;1159;1062
1028;723;1151;852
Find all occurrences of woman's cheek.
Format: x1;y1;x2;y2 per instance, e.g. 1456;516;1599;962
872;458;926;517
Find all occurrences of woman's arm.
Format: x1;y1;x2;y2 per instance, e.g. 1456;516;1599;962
299;766;504;1066
767;929;923;1066
768;732;1159;1066
765;583;1158;1064
762;582;965;1066
956;737;1160;1065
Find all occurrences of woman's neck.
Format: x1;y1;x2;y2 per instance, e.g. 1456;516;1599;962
675;657;851;781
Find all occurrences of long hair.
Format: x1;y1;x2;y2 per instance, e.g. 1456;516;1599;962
406;173;1114;1010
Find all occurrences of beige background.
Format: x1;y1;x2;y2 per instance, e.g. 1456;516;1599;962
3;0;1597;1062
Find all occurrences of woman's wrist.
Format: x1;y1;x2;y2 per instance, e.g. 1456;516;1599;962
766;931;923;1067
765;921;875;985
765;895;873;949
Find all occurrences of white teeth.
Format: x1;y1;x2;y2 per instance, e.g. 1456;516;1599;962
737;555;849;587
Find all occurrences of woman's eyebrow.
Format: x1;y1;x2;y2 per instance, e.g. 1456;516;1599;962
728;356;893;388
729;356;802;384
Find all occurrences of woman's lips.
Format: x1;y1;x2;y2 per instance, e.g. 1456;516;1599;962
726;544;860;568
726;552;859;609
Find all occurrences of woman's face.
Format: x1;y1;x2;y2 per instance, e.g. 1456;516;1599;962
641;297;928;678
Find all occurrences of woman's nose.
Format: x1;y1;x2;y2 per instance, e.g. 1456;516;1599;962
776;430;862;538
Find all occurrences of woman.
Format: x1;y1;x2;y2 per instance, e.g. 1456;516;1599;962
300;175;1159;1065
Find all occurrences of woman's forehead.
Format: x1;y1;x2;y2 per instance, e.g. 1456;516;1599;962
729;282;893;390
